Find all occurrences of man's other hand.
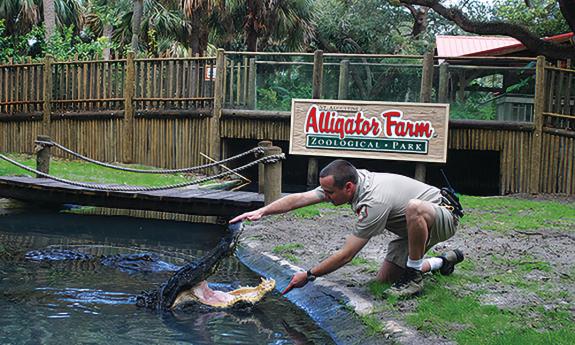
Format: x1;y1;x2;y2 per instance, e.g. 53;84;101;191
229;209;264;224
281;271;309;295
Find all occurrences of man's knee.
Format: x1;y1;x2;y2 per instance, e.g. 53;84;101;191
405;199;435;223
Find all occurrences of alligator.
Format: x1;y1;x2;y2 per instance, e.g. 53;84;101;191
135;221;275;311
24;221;275;311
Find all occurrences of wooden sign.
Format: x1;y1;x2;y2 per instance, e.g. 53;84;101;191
290;99;449;163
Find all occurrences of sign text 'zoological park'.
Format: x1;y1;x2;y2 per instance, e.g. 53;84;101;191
290;100;449;163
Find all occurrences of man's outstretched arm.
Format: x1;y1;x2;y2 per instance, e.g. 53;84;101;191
282;234;369;294
229;190;325;223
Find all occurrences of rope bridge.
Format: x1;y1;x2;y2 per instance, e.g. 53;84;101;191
0;139;285;192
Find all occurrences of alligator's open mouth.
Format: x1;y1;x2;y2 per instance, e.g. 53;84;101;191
172;278;275;309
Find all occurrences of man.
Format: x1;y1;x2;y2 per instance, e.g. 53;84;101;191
230;159;464;298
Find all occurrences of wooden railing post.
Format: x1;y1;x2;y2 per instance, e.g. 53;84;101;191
258;140;272;193
308;50;324;190
123;51;135;163
42;55;53;136
529;55;546;194
210;49;225;161
248;58;257;109
338;59;349;100
263;145;282;205
415;51;435;182
438;62;449;103
35;135;52;178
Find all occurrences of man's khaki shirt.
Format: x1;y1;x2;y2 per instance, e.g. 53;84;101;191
349;170;442;239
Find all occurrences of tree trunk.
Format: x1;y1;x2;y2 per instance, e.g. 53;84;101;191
245;0;258;51
103;23;113;60
131;0;143;52
43;0;56;41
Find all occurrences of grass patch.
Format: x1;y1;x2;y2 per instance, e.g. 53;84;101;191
405;284;575;345
292;202;338;218
350;257;381;274
0;153;194;187
359;314;385;335
459;195;575;232
272;243;303;263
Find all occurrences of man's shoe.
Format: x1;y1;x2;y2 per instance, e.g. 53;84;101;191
387;267;424;298
438;249;464;276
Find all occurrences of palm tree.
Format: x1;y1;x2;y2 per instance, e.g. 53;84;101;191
43;0;56;39
225;0;314;51
0;0;83;36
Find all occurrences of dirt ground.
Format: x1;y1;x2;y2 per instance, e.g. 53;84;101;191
239;194;575;343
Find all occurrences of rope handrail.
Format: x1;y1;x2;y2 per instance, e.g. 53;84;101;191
35;140;264;174
0;153;284;192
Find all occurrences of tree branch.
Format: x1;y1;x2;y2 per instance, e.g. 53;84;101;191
559;0;575;33
399;0;575;60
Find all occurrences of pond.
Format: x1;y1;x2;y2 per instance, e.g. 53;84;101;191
0;203;335;344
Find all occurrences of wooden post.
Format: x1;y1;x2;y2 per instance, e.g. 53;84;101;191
308;50;324;189
123;51;135;163
42;55;53;136
258;140;272;193
263;145;282;205
438;62;449;103
248;58;257;109
338;59;349;100
420;52;434;103
36;135;52;178
529;56;546;194
414;52;435;182
312;50;324;99
210;49;225;161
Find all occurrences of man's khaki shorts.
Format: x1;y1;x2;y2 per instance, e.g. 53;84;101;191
385;204;458;269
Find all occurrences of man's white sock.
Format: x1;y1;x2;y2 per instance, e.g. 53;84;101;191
426;257;444;271
406;258;424;271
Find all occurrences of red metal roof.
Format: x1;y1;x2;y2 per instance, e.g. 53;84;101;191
436;33;574;57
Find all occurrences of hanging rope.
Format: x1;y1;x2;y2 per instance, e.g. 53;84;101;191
35;139;265;174
0;153;284;192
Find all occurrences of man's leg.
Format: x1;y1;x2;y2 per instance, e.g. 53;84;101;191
376;260;404;283
386;199;436;297
405;199;436;264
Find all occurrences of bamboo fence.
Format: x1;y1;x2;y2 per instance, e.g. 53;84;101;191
0;52;573;194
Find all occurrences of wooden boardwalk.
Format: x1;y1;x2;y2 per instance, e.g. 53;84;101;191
0;176;264;218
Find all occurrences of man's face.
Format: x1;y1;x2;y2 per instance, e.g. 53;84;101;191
319;175;355;206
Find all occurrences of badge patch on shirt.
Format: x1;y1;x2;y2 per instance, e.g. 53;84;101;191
356;205;368;221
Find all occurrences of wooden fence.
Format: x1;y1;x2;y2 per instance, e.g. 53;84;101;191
0;51;573;194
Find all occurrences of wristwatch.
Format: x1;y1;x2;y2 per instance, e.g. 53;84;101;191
306;269;316;282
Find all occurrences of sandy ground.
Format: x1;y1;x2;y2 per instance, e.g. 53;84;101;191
239;195;575;343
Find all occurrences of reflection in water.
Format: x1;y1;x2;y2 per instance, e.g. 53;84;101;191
0;205;335;344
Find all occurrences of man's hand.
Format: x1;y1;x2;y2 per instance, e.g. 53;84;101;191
281;271;309;295
229;209;264;223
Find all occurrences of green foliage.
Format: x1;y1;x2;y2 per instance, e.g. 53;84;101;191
493;0;569;37
0;20;14;62
450;100;496;121
45;26;112;60
257;68;313;111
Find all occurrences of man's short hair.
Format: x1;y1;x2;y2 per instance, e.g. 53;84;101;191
319;159;358;188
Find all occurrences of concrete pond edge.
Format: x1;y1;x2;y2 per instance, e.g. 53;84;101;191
236;240;433;345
